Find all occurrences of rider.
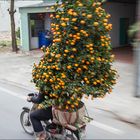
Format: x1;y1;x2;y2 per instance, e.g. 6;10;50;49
27;91;53;140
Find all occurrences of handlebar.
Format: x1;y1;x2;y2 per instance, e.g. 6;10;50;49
27;92;38;102
28;92;38;97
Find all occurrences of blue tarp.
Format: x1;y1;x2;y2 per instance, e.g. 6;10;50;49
38;32;52;48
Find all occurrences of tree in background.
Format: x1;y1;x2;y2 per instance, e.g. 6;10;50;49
32;0;117;111
8;0;18;52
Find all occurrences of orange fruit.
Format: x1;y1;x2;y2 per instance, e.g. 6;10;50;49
69;34;73;37
70;55;74;58
74;26;78;30
74;64;79;67
56;15;60;18
72;48;77;52
93;82;97;85
87;14;92;19
67;101;70;104
65;18;69;21
64;50;69;53
93;22;99;26
81;60;85;63
82;13;86;16
67;65;72;69
103;19;108;23
71;104;74;108
73;12;78;16
86;61;90;65
61;22;66;27
66;106;69;110
72;18;77;22
49;79;53;83
103;23;107;26
80;20;86;24
84;77;88;81
61;17;65;20
75;102;79;106
91;57;95;61
78;3;83;6
71;42;75;45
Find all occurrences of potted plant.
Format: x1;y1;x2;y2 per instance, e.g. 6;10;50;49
32;0;117;127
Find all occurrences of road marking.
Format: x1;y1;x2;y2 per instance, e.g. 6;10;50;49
0;86;26;100
90;120;123;135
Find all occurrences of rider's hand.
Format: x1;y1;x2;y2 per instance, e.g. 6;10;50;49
27;96;32;102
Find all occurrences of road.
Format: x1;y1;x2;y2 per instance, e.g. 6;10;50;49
0;81;140;139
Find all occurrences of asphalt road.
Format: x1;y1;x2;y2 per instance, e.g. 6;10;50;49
0;81;140;139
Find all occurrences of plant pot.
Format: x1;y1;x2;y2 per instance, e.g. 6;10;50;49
52;102;86;129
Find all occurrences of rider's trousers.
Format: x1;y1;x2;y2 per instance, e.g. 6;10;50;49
30;106;53;132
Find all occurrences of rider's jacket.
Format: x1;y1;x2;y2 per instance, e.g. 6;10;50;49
31;92;44;104
31;92;53;109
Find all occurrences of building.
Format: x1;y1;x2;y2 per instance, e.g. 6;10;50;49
0;0;42;32
19;0;137;51
104;0;136;47
19;0;55;51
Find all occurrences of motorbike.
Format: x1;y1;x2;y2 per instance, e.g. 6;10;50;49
20;93;93;140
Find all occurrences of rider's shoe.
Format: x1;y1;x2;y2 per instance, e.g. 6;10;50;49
40;132;47;140
46;122;62;134
35;131;48;140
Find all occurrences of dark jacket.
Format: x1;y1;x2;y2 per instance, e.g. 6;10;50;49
31;92;45;104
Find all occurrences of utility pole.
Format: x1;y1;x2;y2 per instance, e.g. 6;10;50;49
135;0;140;97
8;0;18;52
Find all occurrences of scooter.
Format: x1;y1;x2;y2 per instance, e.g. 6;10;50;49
20;93;93;140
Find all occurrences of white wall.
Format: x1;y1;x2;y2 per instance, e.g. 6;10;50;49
45;13;51;31
104;2;136;47
0;0;42;32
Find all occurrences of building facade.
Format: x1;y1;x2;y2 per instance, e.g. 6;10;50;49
19;0;137;51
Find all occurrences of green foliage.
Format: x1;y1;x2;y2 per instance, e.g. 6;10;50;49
129;22;139;37
0;41;11;47
16;27;20;39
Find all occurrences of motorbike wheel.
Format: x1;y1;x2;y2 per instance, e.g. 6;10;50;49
55;128;81;140
63;129;80;140
46;127;79;140
20;110;34;135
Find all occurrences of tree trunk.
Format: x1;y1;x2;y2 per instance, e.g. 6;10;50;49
9;0;18;52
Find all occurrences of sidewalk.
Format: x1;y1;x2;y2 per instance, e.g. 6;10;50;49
0;49;140;127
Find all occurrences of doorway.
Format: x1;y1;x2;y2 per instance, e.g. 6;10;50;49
29;13;45;50
119;18;129;46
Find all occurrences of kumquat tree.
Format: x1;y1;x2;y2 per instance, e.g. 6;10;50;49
32;0;117;112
